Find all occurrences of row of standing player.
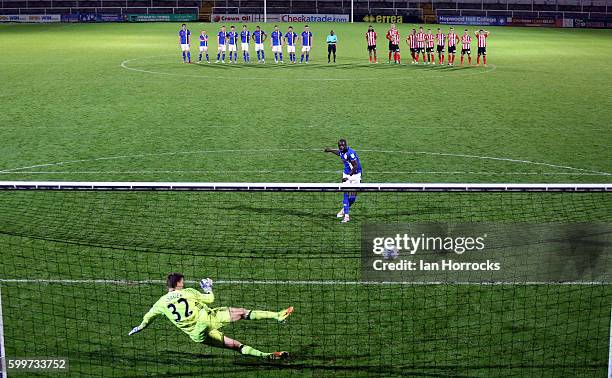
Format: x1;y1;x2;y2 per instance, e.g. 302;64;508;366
366;24;490;66
178;23;314;64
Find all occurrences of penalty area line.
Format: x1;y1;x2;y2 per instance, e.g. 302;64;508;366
0;279;608;286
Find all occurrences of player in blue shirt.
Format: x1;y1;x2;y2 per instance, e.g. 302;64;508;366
240;25;251;63
198;30;209;63
324;139;362;223
216;25;227;63
178;24;191;63
270;25;284;64
252;25;267;63
227;25;238;64
285;26;298;64
300;25;313;64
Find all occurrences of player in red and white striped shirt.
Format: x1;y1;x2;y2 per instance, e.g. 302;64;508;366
385;23;401;64
447;27;459;66
425;28;435;65
406;28;417;64
365;25;377;63
435;28;446;65
474;29;490;66
415;26;426;64
460;29;472;66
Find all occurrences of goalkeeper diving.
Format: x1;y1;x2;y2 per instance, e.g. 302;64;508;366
128;272;293;360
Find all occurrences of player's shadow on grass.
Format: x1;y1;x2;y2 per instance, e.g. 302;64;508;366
222;203;321;218
84;346;603;377
232;343;453;377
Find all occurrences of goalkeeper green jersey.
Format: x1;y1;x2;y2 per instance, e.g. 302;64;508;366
137;288;218;342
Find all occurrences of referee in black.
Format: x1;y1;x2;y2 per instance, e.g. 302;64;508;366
326;30;337;64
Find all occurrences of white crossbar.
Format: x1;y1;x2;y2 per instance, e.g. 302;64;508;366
0;181;609;192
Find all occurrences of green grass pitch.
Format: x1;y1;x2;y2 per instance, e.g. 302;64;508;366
0;21;611;377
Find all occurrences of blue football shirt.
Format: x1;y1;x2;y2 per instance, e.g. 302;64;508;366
227;31;238;45
285;31;297;46
240;30;250;43
339;148;362;174
301;31;312;46
217;31;226;44
253;30;265;44
179;29;190;44
271;31;282;46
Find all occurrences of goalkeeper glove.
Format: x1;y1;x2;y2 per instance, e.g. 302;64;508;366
128;326;141;336
200;278;213;293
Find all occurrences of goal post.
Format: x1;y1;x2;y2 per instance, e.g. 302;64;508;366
0;181;610;376
609;302;612;378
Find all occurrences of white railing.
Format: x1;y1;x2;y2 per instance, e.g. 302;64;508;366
1;0;200;6
0;6;199;14
435;8;610;19
0;181;609;192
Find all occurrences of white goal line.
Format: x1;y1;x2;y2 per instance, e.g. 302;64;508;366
0;279;608;286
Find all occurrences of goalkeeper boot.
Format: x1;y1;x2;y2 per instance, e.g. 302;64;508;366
341;214;350;223
336;208;345;218
268;351;289;360
278;306;294;323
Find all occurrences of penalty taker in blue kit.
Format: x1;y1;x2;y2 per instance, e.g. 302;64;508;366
324;139;362;223
129;273;294;360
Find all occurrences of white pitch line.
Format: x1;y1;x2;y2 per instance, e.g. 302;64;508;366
0;287;6;378
0;62;71;65
1;148;609;176
360;149;612;176
0;170;610;176
120;54;497;81
0;279;608;286
0;148;317;173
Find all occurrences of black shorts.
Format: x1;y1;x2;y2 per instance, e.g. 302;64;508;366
437;45;444;53
426;47;433;53
461;48;471;55
416;47;424;53
448;45;456;54
367;44;376;52
477;47;486;55
328;44;336;53
389;43;399;52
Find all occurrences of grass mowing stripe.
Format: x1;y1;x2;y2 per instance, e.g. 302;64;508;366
0;279;609;286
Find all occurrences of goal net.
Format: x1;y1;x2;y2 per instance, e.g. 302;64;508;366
0;181;610;377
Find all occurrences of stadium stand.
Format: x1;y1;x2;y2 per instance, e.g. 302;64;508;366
0;0;202;15
0;0;609;20
434;0;611;20
205;0;610;22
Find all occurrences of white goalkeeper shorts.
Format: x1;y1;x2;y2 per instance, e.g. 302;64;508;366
218;45;226;52
343;173;362;184
180;44;190;51
287;45;296;53
272;45;282;53
302;46;311;52
199;46;208;52
255;43;264;51
241;43;249;51
228;44;237;52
